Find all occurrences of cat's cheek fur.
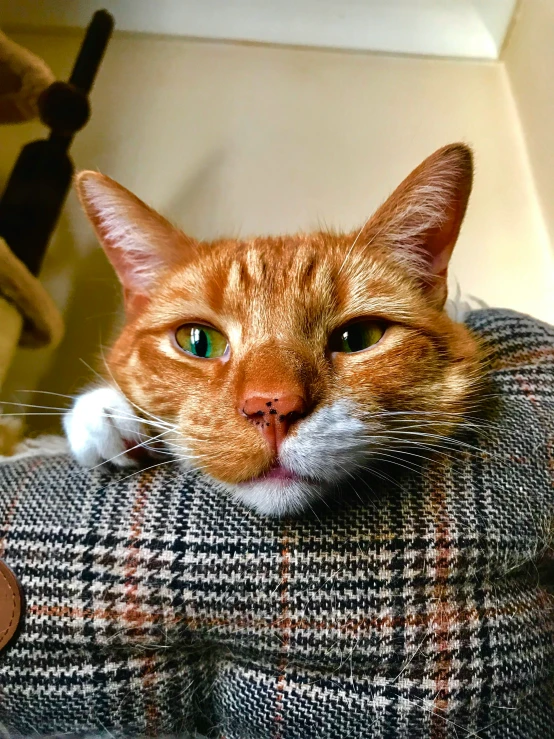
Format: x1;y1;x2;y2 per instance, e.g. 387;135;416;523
279;400;368;480
63;386;146;469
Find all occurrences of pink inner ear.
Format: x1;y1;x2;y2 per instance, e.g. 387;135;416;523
90;209;164;295
427;230;454;278
77;171;198;300
425;198;465;279
361;144;473;300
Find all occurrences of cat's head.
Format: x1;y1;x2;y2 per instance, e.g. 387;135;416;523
76;144;483;516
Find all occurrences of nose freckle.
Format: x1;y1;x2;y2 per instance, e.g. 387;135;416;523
241;393;309;455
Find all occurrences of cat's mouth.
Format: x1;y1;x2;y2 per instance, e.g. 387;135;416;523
262;464;300;482
241;463;302;485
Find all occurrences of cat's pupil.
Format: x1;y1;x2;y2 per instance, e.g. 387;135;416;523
192;328;209;357
343;325;365;353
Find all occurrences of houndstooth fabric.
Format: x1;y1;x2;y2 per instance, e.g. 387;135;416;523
0;308;553;739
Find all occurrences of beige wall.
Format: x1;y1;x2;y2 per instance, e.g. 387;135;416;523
503;0;554;249
2;31;553;431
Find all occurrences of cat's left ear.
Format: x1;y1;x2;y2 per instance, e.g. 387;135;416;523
364;143;473;307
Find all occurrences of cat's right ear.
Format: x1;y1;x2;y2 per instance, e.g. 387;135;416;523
75;172;197;301
359;143;473;308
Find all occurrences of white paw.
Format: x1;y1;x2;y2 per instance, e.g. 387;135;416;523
63;386;147;469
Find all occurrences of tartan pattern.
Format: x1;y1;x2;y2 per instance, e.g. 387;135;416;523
0;308;553;738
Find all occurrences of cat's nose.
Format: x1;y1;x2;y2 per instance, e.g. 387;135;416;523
241;394;308;455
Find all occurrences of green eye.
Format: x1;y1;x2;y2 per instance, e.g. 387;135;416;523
175;324;228;358
331;320;386;353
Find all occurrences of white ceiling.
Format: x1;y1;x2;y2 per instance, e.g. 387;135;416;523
3;0;518;60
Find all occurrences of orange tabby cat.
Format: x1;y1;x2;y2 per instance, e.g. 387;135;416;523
64;144;483;516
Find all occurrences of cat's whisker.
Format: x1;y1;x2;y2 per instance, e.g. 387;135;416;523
372;444;438;462
157;443;224;465
361;409;498;429
304;497;323;523
142;447;175;457
87;428;177;470
365;422;498;440
370;434;469;453
161;435;243;462
103;458;185;485
389;416;496;430
364;455;425;476
337;213;394;278
370;438;491;466
158;438;215;457
336;215;373;278
0;408;172;437
358;432;455;455
0;401;70;412
98;352;178;431
361;422;493;452
1;397;178;436
0;412;72;418
354;464;408;494
78;356;175;434
375;430;493;456
389;422;477;434
18;389;78;401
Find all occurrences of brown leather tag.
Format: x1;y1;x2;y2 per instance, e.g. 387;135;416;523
0;559;22;652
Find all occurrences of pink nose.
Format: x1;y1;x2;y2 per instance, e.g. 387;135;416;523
242;394;308;455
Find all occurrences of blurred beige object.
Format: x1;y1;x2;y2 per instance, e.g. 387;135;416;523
0;236;63;453
0;413;22;456
0;29;55;123
0;26;62;374
0;236;63;352
0;29;63;452
0;297;22;388
0;296;23;455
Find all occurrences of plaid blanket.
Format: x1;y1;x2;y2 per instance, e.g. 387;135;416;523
0;309;553;739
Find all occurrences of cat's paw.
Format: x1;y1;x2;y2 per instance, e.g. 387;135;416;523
63;386;147;469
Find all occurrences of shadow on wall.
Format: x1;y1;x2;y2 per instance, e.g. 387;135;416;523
2;149;228;436
163;147;230;240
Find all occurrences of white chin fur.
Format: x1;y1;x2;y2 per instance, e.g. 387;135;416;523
228;479;324;517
